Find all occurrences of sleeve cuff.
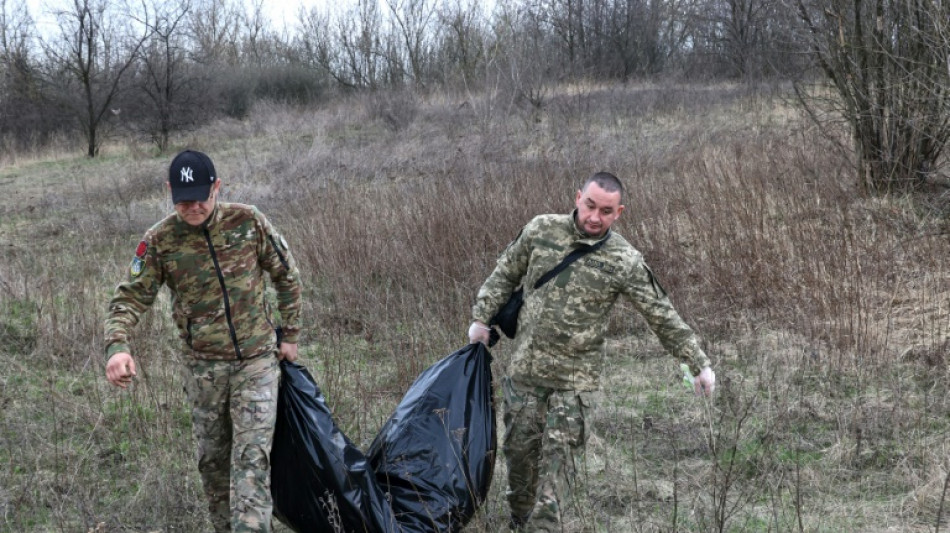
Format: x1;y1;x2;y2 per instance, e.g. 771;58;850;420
106;343;129;359
690;350;711;376
280;327;300;344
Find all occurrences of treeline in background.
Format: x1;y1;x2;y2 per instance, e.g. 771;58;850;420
5;0;948;194
0;0;810;156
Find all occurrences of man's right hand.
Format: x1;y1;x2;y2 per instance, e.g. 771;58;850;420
468;321;492;345
694;366;716;396
106;352;137;389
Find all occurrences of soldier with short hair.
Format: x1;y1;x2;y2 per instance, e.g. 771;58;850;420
468;171;716;532
104;149;302;532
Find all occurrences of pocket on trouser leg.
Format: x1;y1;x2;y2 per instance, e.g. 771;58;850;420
569;391;593;449
233;356;278;434
235;388;276;429
502;377;529;445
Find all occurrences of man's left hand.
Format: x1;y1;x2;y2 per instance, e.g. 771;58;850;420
278;342;298;362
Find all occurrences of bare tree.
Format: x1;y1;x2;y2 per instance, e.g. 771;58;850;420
0;0;33;83
238;0;287;68
516;0;693;80
0;0;47;149
42;0;151;157
491;2;556;114
294;8;337;81
518;0;583;73
432;0;488;86
596;0;692;78
186;0;241;66
384;0;438;84
540;0;586;67
794;0;950;193
134;0;206;153
691;0;768;77
686;0;805;79
298;1;386;89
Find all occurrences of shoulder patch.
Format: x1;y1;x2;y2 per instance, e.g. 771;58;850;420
130;240;148;278
130;257;145;278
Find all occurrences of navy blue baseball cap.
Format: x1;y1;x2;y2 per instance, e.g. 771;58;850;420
169;150;217;204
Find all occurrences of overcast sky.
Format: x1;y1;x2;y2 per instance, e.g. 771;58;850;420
23;0;327;36
21;0;498;43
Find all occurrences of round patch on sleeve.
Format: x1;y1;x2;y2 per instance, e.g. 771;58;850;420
135;240;148;259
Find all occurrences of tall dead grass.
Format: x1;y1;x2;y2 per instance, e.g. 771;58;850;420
1;80;949;531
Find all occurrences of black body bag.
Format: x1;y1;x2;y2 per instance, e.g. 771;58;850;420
271;342;496;533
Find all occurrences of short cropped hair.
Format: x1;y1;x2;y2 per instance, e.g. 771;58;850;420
582;172;624;202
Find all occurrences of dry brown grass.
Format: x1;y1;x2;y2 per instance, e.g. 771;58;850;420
2;80;949;531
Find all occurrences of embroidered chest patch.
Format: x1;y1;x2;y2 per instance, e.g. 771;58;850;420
584;257;616;274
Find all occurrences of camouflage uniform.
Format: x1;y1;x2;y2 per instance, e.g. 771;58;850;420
105;202;301;532
472;211;709;531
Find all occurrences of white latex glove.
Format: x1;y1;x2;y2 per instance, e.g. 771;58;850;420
468;321;492;345
694;366;715;396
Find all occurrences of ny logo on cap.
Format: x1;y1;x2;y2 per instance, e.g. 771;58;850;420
180;167;194;183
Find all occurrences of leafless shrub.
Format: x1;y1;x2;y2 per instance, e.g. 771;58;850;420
360;88;419;132
794;0;950;194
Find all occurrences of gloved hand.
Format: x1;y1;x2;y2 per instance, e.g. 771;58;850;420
694;366;716;396
468;321;492;345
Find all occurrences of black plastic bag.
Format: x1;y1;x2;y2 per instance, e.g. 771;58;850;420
271;343;496;532
270;357;396;532
367;343;497;531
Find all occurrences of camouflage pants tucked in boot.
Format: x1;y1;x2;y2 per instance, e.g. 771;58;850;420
502;376;592;532
184;353;279;533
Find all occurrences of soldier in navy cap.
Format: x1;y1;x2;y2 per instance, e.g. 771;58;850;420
105;149;302;532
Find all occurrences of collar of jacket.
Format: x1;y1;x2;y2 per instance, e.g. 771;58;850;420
569;209;612;246
174;202;223;231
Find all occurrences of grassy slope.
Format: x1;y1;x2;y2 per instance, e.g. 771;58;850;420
1;82;949;532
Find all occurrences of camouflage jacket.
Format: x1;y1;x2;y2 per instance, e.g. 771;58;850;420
105;202;302;360
472;212;710;391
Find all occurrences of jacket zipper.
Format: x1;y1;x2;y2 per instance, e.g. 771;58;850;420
203;228;243;359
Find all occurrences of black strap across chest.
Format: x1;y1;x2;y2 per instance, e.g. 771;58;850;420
533;236;608;290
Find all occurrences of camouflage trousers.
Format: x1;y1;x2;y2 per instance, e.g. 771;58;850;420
502;376;593;532
183;353;279;533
